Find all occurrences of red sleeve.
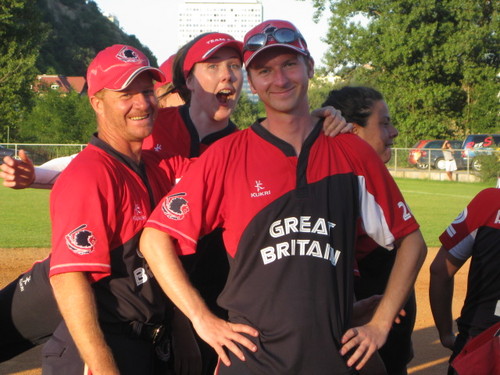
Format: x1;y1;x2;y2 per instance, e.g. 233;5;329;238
49;154;116;282
145;149;226;255
439;188;500;259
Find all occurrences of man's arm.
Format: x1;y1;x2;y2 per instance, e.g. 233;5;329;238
311;106;353;137
341;229;427;370
429;246;464;349
50;272;119;375
140;227;258;367
1;151;74;189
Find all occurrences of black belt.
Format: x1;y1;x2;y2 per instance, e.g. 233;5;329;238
103;321;166;344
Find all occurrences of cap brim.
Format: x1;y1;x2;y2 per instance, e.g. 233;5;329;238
201;40;244;61
244;44;308;68
109;66;166;92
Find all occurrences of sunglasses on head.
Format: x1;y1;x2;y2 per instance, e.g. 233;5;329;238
244;27;307;52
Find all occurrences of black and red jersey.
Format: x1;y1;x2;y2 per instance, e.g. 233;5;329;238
143;104;238;159
49;136;184;325
439;187;500;337
146;120;419;374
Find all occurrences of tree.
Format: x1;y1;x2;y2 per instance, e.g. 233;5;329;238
19;89;95;144
0;0;46;142
231;91;262;129
309;0;499;146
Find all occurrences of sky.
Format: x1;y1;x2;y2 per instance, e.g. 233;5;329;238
94;0;330;67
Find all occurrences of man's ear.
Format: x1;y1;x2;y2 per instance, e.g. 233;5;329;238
247;72;258;94
352;123;361;134
89;94;103;115
307;56;315;79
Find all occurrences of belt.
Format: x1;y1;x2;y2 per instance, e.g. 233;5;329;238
103;321;166;344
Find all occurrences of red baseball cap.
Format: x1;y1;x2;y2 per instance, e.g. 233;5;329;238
87;44;165;96
154;53;176;90
243;20;309;67
182;33;243;78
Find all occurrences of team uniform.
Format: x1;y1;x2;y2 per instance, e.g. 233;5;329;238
146;120;420;374
439;188;500;361
41;135;189;374
354;235;416;374
143;104;238;158
0;105;235;370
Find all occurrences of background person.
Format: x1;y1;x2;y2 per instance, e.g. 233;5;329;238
442;140;457;181
429;187;500;374
140;19;426;374
322;86;416;375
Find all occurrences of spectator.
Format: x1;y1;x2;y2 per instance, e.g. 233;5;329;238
442;140;457;181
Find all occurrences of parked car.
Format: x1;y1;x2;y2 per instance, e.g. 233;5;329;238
416;140;465;170
408;140;464;170
461;134;500;171
408;140;431;166
0;145;15;164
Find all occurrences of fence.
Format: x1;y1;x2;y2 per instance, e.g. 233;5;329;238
1;143;498;182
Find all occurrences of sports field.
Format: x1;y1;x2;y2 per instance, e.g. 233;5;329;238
0;177;492;248
0;178;494;374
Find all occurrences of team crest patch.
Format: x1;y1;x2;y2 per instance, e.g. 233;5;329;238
162;193;190;220
116;46;142;63
65;224;97;255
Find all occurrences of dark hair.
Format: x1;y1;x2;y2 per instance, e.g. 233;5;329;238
322;86;384;127
172;32;215;104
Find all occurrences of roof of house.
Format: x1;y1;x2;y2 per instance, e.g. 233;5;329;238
35;75;87;94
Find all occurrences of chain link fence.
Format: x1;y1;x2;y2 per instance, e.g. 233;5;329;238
1;143;498;182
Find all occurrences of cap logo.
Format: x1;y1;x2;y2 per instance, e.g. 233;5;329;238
207;37;231;45
116;46;141;63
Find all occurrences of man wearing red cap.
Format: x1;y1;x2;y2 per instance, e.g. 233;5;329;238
40;44;184;375
140;20;426;374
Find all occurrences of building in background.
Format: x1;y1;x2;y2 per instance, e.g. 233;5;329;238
33;75;86;94
178;0;263;101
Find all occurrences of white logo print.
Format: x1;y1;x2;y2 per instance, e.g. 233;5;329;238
250;180;271;198
18;275;32;292
133;203;147;221
154;144;162;152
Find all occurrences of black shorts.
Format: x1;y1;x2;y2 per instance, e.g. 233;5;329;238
42;320;172;375
0;257;61;362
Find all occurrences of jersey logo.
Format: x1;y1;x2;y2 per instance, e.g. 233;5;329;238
162;192;190;220
65;224;97;255
133;203;147;221
154;143;162;152
251;180;272;198
446;207;468;238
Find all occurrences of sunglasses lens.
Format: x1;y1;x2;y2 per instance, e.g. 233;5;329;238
273;28;297;43
245;34;268;51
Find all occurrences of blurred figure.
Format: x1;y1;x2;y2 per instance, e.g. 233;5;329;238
430;187;500;374
155;54;185;108
442;140;457;181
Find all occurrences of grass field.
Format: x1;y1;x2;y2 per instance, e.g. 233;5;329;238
0;178;493;248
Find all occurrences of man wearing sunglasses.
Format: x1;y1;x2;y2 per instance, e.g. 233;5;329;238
140;19;426;375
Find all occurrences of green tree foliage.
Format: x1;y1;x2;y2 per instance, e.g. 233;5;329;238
231;92;262;129
0;0;46;141
36;0;157;76
19;89;95;143
309;0;499;146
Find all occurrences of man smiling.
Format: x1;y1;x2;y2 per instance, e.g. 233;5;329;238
140;20;426;374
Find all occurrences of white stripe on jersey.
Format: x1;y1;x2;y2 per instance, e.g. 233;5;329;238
448;229;477;260
357;175;395;250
